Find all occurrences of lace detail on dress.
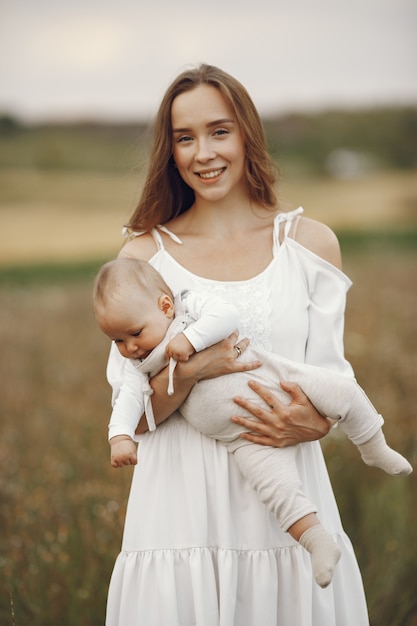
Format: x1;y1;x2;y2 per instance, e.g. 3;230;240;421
195;276;272;351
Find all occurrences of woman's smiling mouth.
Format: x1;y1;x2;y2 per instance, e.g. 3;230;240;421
197;168;225;180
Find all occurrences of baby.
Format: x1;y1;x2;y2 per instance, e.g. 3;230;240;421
93;258;412;588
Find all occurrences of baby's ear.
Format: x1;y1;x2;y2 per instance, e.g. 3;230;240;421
159;294;175;318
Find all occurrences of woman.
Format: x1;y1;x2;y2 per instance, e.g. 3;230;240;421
105;64;369;625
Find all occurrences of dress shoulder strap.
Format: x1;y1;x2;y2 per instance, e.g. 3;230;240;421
122;224;183;251
273;207;304;252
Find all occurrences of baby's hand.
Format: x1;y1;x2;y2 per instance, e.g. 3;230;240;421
110;435;138;468
166;333;195;362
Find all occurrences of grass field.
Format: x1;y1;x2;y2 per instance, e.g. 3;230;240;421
1;166;416;625
1;166;416;266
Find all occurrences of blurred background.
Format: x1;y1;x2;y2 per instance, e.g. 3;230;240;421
1;0;416;624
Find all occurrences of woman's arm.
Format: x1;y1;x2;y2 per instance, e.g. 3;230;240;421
135;332;262;434
231;218;347;447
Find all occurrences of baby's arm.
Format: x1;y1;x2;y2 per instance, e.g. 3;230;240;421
166;333;196;362
107;358;146;467
181;290;241;352
164;291;241;396
108;359;147;439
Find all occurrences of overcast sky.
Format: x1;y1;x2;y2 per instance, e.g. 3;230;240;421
1;0;416;122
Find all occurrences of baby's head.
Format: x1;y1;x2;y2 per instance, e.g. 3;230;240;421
93;258;175;360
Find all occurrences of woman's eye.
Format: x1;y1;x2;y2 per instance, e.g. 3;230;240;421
214;128;228;136
177;135;192;143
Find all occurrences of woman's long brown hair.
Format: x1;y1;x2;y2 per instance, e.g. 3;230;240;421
126;64;279;233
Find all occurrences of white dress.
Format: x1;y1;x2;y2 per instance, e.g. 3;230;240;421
105;208;369;626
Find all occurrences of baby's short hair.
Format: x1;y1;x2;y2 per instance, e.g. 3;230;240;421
93;258;173;313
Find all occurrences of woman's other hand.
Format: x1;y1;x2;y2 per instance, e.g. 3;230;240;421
231;379;333;447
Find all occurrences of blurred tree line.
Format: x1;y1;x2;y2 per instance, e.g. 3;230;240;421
264;107;417;172
0;107;416;174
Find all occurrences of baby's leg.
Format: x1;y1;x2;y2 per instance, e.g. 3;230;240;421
232;443;341;587
258;350;412;476
232;443;315;530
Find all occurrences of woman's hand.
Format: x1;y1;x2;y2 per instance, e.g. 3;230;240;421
178;331;262;383
135;332;261;434
231;379;333;448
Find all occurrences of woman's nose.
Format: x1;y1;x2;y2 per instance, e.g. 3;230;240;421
196;138;215;162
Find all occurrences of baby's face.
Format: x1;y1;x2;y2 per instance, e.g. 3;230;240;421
97;291;174;360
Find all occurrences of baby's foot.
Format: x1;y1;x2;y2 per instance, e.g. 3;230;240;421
359;431;412;476
299;525;342;588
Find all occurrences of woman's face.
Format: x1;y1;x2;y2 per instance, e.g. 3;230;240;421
171;84;247;204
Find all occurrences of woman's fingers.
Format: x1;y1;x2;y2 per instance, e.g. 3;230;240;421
247;379;283;410
224;334;262;373
238;432;284;447
227;330;240;345
180;335;261;382
231;379;332;447
228;334;250;360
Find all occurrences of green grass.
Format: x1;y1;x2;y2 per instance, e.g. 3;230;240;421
338;229;417;254
0;259;109;287
0;123;148;172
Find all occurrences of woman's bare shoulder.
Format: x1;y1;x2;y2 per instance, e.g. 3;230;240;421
118;232;158;261
293;216;342;269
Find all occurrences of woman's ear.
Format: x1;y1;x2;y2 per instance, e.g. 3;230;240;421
159;294;175;318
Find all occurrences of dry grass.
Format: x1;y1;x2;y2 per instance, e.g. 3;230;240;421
0;282;132;625
0;247;416;625
329;251;417;626
281;168;417;231
0;168;141;265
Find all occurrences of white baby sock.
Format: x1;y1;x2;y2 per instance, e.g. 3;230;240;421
299;525;342;588
358;430;412;475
